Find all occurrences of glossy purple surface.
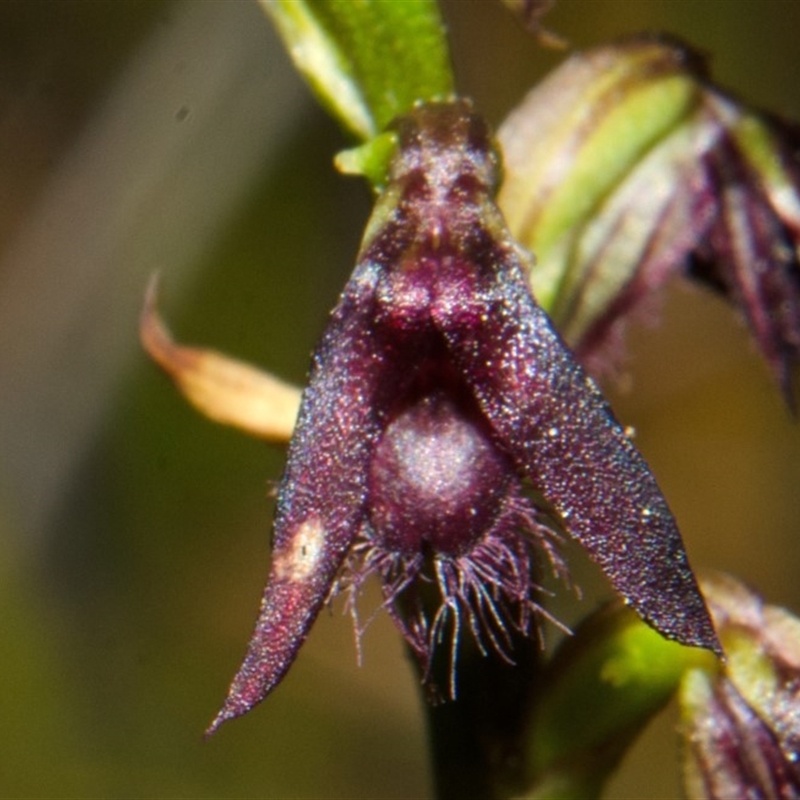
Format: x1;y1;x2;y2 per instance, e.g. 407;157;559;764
208;100;719;734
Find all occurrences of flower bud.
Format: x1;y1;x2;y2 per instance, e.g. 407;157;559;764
679;574;800;799
498;34;800;401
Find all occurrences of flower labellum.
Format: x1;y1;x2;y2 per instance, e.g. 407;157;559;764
206;100;719;735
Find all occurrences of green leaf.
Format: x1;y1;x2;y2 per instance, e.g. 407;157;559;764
260;0;454;141
334;131;398;190
521;603;716;800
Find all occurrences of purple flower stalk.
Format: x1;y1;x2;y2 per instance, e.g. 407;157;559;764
205;100;719;735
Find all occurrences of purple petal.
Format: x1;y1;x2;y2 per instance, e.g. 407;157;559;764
207;261;388;734
696;127;800;407
431;240;720;655
682;674;800;799
570;142;717;372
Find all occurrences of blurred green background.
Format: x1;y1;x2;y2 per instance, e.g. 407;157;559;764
1;1;799;797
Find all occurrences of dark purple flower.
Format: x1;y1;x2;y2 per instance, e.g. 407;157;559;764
204;100;719;735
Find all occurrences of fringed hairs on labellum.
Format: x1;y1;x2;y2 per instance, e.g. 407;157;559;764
206;100;720;735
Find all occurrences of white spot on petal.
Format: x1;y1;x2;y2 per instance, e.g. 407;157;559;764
273;516;326;582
